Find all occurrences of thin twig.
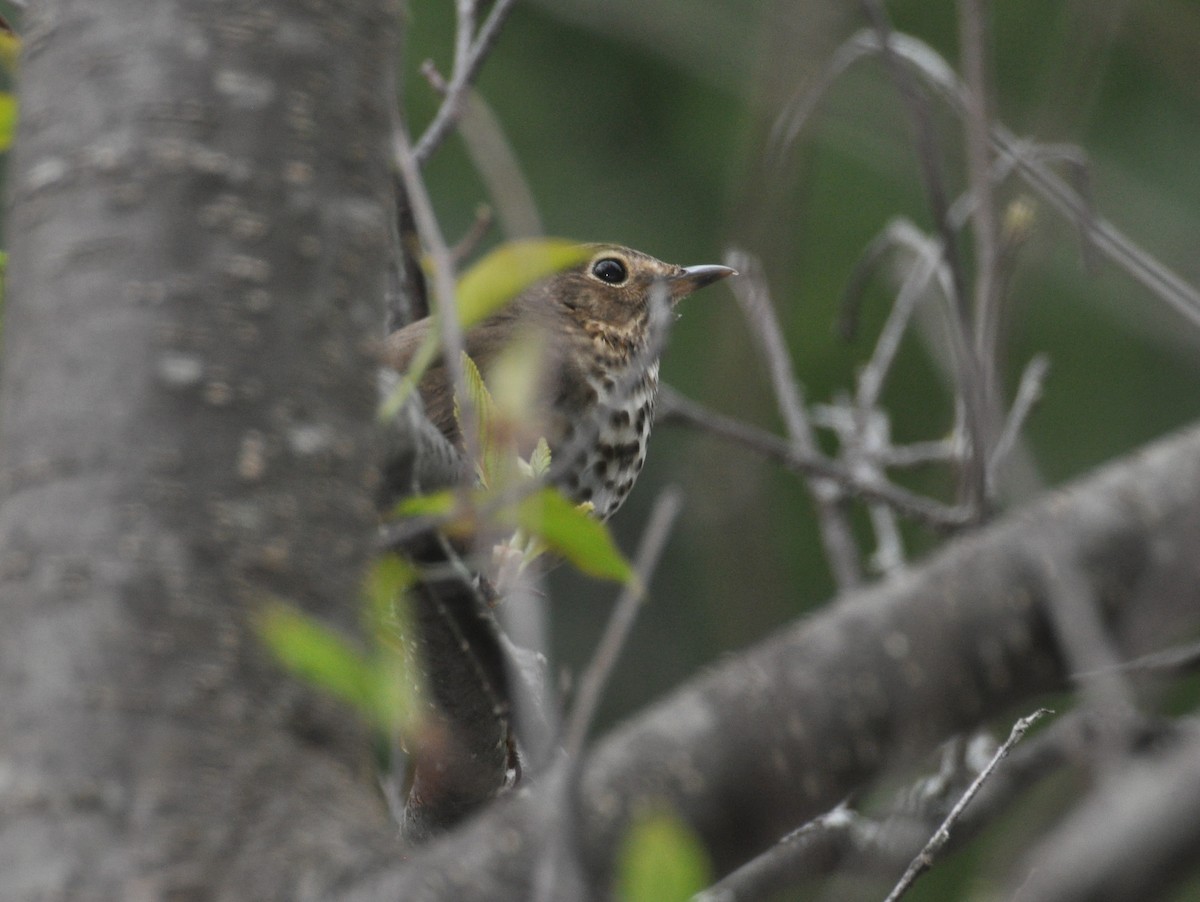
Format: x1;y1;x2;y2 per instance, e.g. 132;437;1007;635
451;204;495;266
391;123;481;476
703;712;1180;901
957;0;1014;509
811;401;910;572
413;0;519;165
535;489;684;902
853;219;949;410
420;61;543;240
1037;541;1139;756
987;353;1049;488
453;0;476;76
957;0;1002;376
994;124;1200;330
851;218;993;518
694;805;866;902
843;27;1200;329
563;488;684;765
882;708;1052;902
1076;639;1200;681
860;0;969;318
657;386;976;529
877;438;959;469
726;248;864;587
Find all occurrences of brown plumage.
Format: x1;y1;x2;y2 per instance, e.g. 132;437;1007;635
383;244;735;519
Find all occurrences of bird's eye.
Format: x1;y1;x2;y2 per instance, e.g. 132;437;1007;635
592;258;628;285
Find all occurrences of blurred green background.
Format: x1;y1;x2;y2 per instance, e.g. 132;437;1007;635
404;0;1200;751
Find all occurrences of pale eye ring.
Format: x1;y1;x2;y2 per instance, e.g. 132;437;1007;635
592;257;628;285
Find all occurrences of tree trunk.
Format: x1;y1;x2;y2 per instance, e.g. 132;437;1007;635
0;2;400;898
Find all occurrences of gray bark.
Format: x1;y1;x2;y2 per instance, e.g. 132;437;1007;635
0;1;400;898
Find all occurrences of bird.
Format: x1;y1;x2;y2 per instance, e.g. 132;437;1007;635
382;244;735;520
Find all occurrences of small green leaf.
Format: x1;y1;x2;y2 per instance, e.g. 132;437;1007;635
528;437;552;477
618;809;712;902
395;489;458;519
0;26;19;76
364;555;416;628
511;488;633;582
258;592;421;736
363;558;423;735
257;602;377;721
0;93;16;151
455;238;590;329
455;351;510;488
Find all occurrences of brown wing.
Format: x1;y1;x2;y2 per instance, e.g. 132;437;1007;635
381;310;528;448
380;317;455;444
380;316;433;372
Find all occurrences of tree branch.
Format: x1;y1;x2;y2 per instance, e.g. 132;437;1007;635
346;420;1200;900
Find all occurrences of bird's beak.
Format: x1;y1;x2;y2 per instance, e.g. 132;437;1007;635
668;264;738;303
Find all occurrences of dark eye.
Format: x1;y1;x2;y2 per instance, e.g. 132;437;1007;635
592;258;628;284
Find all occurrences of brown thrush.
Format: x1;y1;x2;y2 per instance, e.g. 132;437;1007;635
383;244;735;520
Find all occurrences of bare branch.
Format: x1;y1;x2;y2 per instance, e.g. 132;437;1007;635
414;0;519;165
987;353;1049;487
698;710;1158;901
657;385;976;529
859;1;969;319
957;0;1002;371
536;489;684;901
352;421;1200;900
1006;729;1200;902
564;488;684;767
451;204;496;266
883;708;1051;902
391;123;481;476
420;60;543;241
837;27;1200;330
852;219;951;410
726;247;864;587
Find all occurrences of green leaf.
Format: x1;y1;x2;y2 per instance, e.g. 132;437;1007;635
528;437;552;477
511;488;633;582
362;557;422;735
455;238;590;329
378;240;587;425
394;489;458;519
364;555;416;629
257;591;421;736
618;809;712;902
0;93;15;152
455;351;509;488
256;602;377;722
0;26;19;76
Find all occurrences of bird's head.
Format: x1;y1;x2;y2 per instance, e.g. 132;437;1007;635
528;244;736;342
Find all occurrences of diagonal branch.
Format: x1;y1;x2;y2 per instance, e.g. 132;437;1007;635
414;0;519;165
725;248;864;587
347;420;1200;901
657;385;975;530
